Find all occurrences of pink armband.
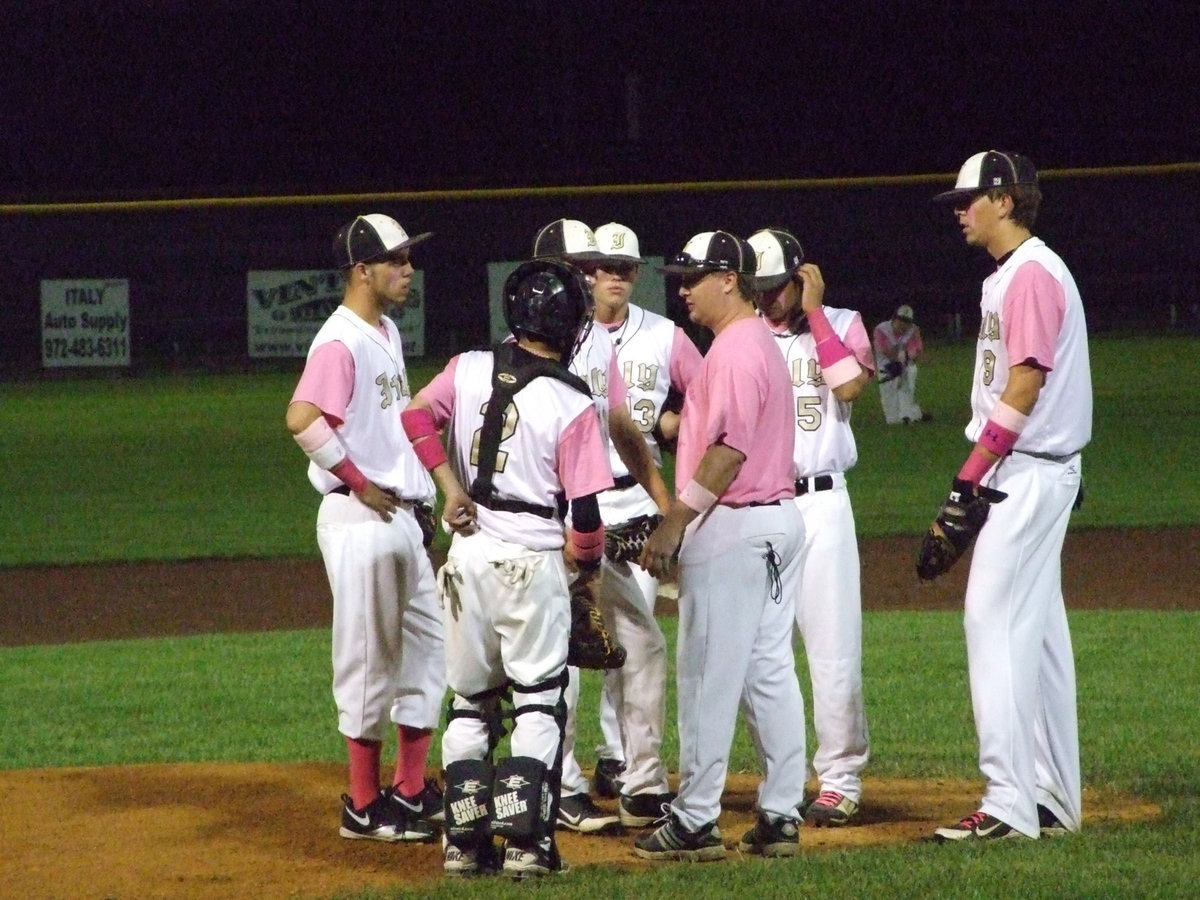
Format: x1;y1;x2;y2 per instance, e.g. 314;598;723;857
568;525;605;564
808;308;858;389
401;407;449;471
679;479;718;514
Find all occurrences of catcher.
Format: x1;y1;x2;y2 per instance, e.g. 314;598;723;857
401;259;614;878
872;305;930;424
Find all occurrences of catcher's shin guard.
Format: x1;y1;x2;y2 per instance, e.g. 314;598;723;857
443;759;494;849
490;756;553;843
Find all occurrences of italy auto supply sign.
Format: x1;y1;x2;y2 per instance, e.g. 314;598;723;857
40;279;131;368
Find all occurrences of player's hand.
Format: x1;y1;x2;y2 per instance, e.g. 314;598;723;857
357;483;399;522
441;484;478;535
796;263;826;315
639;517;684;579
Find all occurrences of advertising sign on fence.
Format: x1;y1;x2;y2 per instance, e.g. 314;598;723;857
40;279;131;368
247;270;426;358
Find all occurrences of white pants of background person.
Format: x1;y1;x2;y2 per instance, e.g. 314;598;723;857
879;362;924;424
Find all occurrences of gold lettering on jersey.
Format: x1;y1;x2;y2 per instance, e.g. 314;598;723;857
789;357;825;388
587;366;608;398
469;400;519;472
376;372;407;409
978;311;1001;341
620;360;660;392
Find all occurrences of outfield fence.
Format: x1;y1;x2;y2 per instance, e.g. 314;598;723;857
1;163;1196;378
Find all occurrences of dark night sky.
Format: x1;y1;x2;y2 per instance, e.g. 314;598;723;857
1;1;1194;200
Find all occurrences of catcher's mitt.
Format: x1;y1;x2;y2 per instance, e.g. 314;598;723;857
916;479;1008;581
882;360;905;380
414;502;438;549
604;514;663;564
567;577;626;670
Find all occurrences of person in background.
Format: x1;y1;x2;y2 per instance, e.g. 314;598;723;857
873;304;931;424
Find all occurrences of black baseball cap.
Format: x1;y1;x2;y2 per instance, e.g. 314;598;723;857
747;228;805;291
932;150;1039;204
332;214;433;268
531;218;607;262
658;230;757;276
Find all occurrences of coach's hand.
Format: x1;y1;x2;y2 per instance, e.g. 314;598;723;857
639;516;685;580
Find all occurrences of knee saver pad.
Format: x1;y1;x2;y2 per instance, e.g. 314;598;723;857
443;758;493;847
490;756;551;843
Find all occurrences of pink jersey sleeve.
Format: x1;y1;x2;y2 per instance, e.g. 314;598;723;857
669;326;704;391
1003;261;1066;371
872;322;894;354
290;340;355;425
845;313;875;372
414;355;461;427
907;326;924;358
557;405;615;499
606;348;628;408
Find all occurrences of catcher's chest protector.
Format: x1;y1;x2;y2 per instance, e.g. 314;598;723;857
469;341;592;515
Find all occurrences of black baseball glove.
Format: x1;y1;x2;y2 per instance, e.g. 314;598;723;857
414;502;438;548
604;514;663;565
567;576;626;670
882;360;905;380
916;479;1007;581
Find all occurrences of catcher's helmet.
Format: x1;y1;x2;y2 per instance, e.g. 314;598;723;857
503;260;594;365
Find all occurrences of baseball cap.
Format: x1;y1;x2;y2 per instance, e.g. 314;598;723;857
532;218;607;262
932;150;1039;203
594;222;644;262
895;304;915;322
333;214;432;268
747;228;805;291
658;231;756;276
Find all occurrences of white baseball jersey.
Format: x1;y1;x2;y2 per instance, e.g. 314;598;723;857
765;307;874;477
303;307;434;500
425;349;612;550
968;237;1093;456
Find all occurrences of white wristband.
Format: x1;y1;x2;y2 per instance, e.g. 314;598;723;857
294;417;347;470
679;479;718;514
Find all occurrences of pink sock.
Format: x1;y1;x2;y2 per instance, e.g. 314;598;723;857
346;737;382;810
393;725;433;796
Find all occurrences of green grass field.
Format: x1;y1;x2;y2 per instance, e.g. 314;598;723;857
2;334;1198;898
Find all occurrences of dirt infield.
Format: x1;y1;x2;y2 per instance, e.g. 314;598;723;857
0;527;1192;898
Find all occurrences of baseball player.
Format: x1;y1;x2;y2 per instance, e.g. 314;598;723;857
746;227;874;827
873;304;930;424
402;259;614;877
586;222;703;827
285;214;445;843
929;151;1091;841
530;218;673;836
635;231;807;862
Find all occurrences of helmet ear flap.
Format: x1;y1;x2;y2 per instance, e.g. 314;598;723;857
502;259;593;361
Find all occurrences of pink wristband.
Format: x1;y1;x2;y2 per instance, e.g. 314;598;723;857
806;306;836;343
679;479;718;514
568;525;605;564
401;407;449;471
330;457;370;494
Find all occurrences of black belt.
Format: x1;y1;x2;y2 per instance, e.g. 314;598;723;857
794;475;834;496
724;499;782;508
328;485;415;507
608;474;639;491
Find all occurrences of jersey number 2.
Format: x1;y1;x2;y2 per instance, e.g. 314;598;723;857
469;401;519;472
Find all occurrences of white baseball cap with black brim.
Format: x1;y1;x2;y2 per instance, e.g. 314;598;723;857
594;222;645;263
333;214;433;268
932;150;1039;204
747;228;805;291
532;218;608;263
657;231;757;276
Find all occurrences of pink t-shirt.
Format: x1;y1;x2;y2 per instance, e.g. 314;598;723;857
675;317;796;505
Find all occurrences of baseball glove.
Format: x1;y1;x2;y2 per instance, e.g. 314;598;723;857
567;577;626;670
916;479;1008;581
414;502;438;549
604;513;663;564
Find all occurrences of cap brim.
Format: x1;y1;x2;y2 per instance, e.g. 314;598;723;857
657;263;707;275
932;187;980;204
350;231;435;266
602;253;645;264
753;272;792;291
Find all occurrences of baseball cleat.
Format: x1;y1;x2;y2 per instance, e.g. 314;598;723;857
737;813;801;857
443;838;500;877
557;792;623;835
386;778;446;823
501;840;569;879
804;790;860;827
618;791;676;828
1037;804;1071;837
339;792;437;842
934;810;1020;843
593;757;626;799
633;815;726;862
